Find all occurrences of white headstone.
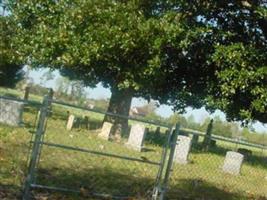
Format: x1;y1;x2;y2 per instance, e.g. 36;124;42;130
66;115;75;130
98;122;113;140
0;98;24;126
222;151;244;175
126;124;146;152
174;135;192;164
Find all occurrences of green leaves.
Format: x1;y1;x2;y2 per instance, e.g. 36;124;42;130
8;0;267;123
210;43;267;123
0;15;24;87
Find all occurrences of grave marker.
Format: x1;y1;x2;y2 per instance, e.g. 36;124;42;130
126;124;146;152
66;115;75;130
174;135;192;164
98;122;113;140
0;98;24;126
192;134;199;144
222;151;244;175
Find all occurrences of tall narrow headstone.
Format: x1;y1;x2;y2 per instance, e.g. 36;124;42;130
155;127;160;135
98;122;113;140
174;135;192;164
66;115;75;130
192;134;199;144
126;124;146;152
0;98;24;126
222;151;244;175
24;86;30;100
203;119;213;150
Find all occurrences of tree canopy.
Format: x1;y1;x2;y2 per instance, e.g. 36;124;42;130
8;0;267;127
0;13;24;87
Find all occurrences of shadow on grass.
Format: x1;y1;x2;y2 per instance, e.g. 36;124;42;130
36;166;155;199
167;178;266;200
30;166;266;200
0;184;22;199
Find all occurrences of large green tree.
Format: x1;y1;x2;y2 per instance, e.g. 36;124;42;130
9;1;267;137
192;1;267;124
9;0;211;137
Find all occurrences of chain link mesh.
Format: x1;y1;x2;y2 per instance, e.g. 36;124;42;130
33;102;170;199
166;132;267;200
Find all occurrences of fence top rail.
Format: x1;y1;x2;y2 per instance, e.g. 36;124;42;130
0;95;42;106
50;99;172;128
180;127;267;150
38;141;161;166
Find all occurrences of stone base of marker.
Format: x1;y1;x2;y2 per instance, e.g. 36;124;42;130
174;135;192;164
222;151;244;175
0;98;24;126
126;124;146;152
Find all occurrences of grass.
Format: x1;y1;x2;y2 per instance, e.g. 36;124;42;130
0;88;267;200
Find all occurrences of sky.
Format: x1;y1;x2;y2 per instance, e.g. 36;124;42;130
27;67;267;133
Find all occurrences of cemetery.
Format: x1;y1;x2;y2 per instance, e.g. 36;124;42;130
1;1;267;199
0;88;266;200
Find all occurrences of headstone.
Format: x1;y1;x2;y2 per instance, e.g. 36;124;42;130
210;139;217;148
66;115;75;130
222;151;244;175
98;122;113;140
174;135;192;164
192;134;199;144
126;124;146;152
82;116;89;129
0;98;24;126
74;117;81;128
24;86;30;100
155;127;160;135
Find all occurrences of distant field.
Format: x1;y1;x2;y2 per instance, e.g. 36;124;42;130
0;87;267;199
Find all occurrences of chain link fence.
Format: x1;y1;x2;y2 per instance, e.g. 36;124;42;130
23;95;177;200
166;128;267;200
1;92;266;200
0;94;43;200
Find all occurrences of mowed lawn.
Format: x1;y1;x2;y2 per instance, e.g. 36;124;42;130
0;88;267;199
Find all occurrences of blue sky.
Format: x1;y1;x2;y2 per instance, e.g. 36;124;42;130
28;68;267;133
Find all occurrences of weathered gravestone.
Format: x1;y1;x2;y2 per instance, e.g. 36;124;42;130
155;127;161;136
82;116;89;129
126;124;146;152
192;134;199;144
66;115;75;130
24;86;30;100
98;122;113;140
174;135;192;164
0;98;24;126
222;151;244;175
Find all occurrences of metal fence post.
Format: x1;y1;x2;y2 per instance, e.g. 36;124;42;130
152;126;175;200
159;124;180;200
23;96;50;200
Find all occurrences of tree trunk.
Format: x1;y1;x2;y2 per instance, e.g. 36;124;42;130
103;88;133;141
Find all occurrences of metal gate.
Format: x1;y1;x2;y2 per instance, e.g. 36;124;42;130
22;94;180;200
